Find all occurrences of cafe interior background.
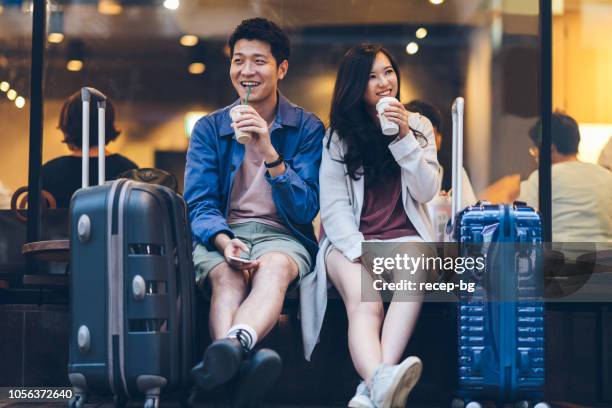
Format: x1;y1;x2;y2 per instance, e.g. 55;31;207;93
0;0;610;198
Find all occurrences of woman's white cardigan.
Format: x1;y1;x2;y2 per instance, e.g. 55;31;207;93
299;113;441;360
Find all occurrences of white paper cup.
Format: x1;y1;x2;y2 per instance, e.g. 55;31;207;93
230;105;252;144
376;96;400;136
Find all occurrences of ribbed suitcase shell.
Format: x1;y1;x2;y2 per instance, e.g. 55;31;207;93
454;203;545;404
68;179;195;407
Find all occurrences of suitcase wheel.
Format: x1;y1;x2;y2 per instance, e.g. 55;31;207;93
514;401;530;408
144;396;159;408
465;402;482;408
533;403;550;408
67;394;86;408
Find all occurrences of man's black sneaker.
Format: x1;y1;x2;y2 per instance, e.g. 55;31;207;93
191;338;245;391
232;348;282;408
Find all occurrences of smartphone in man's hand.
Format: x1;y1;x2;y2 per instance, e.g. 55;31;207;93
227;255;252;265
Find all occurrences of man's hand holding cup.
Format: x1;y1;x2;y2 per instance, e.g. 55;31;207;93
230;105;276;158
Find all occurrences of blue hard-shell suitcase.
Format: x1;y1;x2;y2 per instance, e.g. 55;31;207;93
67;88;196;408
449;98;548;408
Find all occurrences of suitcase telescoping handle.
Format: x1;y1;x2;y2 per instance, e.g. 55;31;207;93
450;96;464;223
81;87;108;188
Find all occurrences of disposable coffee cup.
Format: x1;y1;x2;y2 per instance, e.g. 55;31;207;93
376;96;400;136
230;105;252;144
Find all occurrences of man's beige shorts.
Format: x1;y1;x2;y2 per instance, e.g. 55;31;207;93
193;221;312;291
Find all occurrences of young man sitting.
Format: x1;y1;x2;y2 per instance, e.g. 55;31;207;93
184;17;324;404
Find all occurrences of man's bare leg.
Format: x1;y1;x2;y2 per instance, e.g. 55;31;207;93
207;262;249;340
232;251;298;340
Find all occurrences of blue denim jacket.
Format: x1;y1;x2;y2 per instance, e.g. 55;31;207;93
184;94;324;260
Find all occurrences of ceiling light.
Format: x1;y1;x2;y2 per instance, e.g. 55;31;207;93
48;10;64;43
48;33;64;43
98;0;122;15
416;27;428;39
429;0;444;5
405;42;419;55
15;96;25;108
0;81;9;92
7;89;17;100
188;62;206;75
67;60;83;71
163;0;179;10
180;35;198;47
66;40;85;71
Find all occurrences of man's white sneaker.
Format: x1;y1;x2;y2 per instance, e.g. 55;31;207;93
348;381;375;408
370;356;422;408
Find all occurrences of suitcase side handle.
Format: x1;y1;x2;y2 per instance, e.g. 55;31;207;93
80;87;108;188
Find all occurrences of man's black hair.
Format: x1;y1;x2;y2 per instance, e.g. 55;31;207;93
228;18;290;65
405;99;443;133
529;111;580;155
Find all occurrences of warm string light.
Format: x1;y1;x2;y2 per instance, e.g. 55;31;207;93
163;0;179;10
2;86;27;108
15;96;25;109
416;27;428;39
406;42;419;55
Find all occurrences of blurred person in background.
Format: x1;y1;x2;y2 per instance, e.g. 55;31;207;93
41;91;137;207
405;99;476;206
405;100;476;240
598;137;612;171
518;111;612;243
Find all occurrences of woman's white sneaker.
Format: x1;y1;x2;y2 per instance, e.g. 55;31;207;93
370;356;423;408
348;381;375;408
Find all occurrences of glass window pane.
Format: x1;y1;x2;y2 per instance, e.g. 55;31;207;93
0;2;32;207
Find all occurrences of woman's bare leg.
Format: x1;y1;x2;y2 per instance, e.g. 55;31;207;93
326;249;384;382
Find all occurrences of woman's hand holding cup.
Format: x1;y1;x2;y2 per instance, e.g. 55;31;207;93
375;96;400;136
380;99;412;138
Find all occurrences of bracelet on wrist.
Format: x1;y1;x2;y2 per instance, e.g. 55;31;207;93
264;154;284;169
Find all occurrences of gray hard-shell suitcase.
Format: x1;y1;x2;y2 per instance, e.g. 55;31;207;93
67;88;196;408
